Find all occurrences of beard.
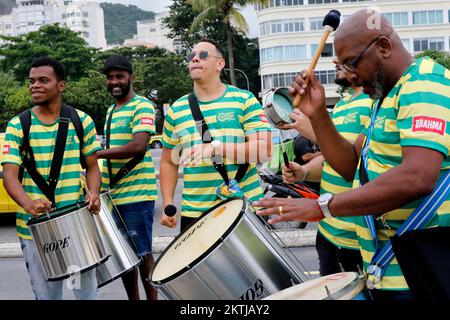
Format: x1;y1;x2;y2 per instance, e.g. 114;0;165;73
334;76;352;88
107;79;131;100
354;64;386;100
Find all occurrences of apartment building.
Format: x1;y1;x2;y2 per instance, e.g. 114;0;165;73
257;0;450;105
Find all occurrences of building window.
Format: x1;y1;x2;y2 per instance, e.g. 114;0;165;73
309;0;338;4
413;37;444;52
261;45;307;64
342;0;368;2
384;12;408;26
401;39;410;52
315;70;336;85
311;43;334;57
82;31;89;38
262;72;298;89
62;13;66;19
412;10;443;25
82;20;89;28
256;0;304;10
271;20;282;33
283;19;304;32
310;17;323;31
83;12;89;17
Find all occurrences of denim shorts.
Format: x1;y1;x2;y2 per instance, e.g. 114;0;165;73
116;201;155;257
20;238;97;300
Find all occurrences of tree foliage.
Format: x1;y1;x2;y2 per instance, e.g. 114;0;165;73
187;0;268;86
0;24;96;82
415;50;450;69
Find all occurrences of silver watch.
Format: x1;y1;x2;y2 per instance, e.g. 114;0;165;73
317;193;334;218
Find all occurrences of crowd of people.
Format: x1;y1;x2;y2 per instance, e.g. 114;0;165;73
1;9;449;301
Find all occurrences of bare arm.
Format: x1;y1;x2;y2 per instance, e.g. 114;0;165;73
160;147;180;228
282;155;325;184
84;152;101;214
255;147;444;223
181;131;273;166
97;132;150;159
3;164;52;217
330;147;443;217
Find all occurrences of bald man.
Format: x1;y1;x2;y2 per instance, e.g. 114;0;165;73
255;9;450;301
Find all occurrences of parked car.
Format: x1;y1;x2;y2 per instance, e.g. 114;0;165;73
97;134;163;149
0;133;19;215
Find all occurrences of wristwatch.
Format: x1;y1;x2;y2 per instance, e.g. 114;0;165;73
317;193;334;218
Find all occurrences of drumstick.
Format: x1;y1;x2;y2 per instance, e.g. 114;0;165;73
292;10;341;108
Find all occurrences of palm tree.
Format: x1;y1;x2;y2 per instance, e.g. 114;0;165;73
187;0;269;87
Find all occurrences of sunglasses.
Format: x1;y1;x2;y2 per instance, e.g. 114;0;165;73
186;50;221;63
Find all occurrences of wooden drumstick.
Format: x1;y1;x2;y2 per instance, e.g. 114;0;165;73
292;10;341;108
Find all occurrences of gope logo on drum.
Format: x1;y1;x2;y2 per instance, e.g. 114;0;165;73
43;236;71;253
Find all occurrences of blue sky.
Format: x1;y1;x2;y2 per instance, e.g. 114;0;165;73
96;0;258;37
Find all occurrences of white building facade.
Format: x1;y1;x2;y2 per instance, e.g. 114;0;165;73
131;12;180;52
257;0;450;105
4;0;106;49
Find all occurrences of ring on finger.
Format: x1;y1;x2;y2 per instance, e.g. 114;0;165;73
278;206;283;215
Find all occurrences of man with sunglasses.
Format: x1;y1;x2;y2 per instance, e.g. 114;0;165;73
160;39;272;232
255;10;449;300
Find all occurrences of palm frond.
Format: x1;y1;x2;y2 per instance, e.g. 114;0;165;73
228;8;248;33
190;7;219;32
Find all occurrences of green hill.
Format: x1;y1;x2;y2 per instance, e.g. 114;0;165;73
100;3;155;45
0;0;15;14
0;1;154;46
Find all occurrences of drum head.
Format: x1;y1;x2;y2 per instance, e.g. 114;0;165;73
263;272;364;300
272;88;293;121
151;198;245;283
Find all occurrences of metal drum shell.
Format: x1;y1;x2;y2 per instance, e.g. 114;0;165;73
263;87;294;126
94;192;142;288
27;204;109;281
150;198;306;300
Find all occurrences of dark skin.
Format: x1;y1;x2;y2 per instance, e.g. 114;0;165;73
255;10;444;223
3;65;101;217
98;67;157;301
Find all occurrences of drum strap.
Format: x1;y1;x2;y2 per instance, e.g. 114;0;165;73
18;105;75;205
187;93;249;185
105;105;146;189
359;99;450;288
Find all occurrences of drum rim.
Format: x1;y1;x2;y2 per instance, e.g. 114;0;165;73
150;197;246;285
27;191;111;226
46;255;110;282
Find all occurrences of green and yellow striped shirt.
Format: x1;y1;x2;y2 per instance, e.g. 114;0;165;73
353;57;450;290
163;85;271;218
101;94;158;205
318;92;373;249
1;109;101;239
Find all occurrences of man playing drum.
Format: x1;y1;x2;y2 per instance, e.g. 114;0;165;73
2;57;102;300
280;58;372;276
255;10;450;301
97;55;158;300
160;39;272;232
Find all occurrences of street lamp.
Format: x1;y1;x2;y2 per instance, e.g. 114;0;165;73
224;68;250;91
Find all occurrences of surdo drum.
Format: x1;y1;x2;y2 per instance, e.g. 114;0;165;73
94;192;142;288
27;200;109;281
263;272;365;300
150;198;305;300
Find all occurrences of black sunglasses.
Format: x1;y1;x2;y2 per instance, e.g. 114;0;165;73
186;50;221;63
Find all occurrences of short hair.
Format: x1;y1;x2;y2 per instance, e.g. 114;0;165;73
102;55;133;75
197;38;225;58
30;57;66;81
